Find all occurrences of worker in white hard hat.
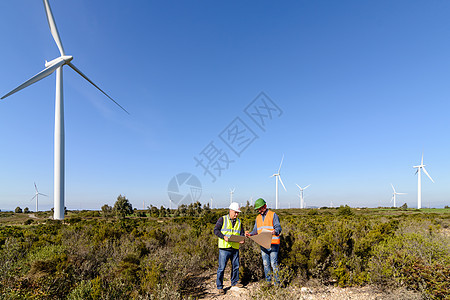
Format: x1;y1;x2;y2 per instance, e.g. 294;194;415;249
214;202;245;294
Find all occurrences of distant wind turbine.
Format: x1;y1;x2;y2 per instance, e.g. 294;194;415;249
296;184;310;209
210;196;213;208
31;182;48;213
229;188;235;204
270;155;286;209
413;153;434;209
390;184;406;208
1;0;128;220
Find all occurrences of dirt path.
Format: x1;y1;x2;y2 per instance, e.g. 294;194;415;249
198;272;421;300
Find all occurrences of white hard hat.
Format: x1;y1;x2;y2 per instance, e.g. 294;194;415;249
229;202;241;212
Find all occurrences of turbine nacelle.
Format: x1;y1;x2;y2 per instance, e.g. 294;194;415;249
45;55;73;67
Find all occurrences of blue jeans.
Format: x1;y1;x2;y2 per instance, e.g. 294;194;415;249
216;248;239;289
261;244;279;283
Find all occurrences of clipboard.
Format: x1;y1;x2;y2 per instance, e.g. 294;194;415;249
228;235;245;242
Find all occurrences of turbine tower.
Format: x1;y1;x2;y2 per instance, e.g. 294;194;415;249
229;188;235;204
1;0;128;220
390;183;406;208
413;153;434;209
296;184;310;209
31;182;48;212
270;155;286;209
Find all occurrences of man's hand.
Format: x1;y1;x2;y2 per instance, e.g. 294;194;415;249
271;230;276;235
239;240;245;244
224;236;229;242
244;231;250;237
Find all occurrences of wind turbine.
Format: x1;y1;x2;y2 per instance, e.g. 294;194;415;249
296;184;310;209
413;153;434;209
229;188;235;204
390;184;406;208
31;182;48;213
1;1;128;220
210;196;213;209
270;155;286;209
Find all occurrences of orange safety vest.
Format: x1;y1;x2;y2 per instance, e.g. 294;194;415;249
256;210;280;245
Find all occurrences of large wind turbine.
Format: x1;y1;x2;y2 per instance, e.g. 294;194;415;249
390;183;406;208
296;184;310;209
270;156;286;209
229;188;235;204
413;154;434;209
31;182;48;213
1;1;128;220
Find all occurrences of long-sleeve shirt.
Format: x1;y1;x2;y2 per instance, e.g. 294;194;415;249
249;210;282;236
214;216;245;240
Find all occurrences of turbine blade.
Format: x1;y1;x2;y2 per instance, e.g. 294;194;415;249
397;192;407;195
390;183;395;193
67;62;129;114
30;195;37;201
39;193;49;197
303;184;311;190
278;155;284;173
278;176;287;191
1;59;65;99
421;153;424;165
422;167;434;183
295;184;301;189
43;0;65;56
34;182;38;192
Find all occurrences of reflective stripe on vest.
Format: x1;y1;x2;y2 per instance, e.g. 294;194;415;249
218;215;241;249
256;210;280;244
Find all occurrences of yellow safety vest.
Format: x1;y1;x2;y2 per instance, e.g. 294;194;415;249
218;214;241;249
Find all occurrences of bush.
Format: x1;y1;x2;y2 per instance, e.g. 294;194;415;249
0;209;448;299
337;205;354;216
368;230;450;298
113;195;133;219
24;219;34;225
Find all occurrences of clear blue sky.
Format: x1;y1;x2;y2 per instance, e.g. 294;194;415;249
1;0;449;211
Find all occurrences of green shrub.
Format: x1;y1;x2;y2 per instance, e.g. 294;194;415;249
337;205;354;216
24;219;34;225
0;210;448;299
368;231;450;298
